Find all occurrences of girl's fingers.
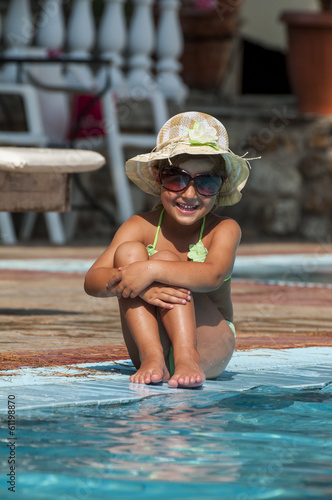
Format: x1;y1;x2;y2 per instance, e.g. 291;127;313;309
106;272;122;288
106;280;116;289
166;290;191;301
159;294;188;305
170;288;190;297
157;301;174;309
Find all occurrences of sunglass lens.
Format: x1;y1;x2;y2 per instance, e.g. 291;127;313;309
196;175;222;196
160;169;189;192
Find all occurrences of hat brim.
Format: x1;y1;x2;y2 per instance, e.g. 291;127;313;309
125;143;250;207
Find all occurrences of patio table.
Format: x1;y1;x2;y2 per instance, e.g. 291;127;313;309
0;147;105;243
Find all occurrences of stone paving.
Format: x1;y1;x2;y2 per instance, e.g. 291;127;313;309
0;243;331;370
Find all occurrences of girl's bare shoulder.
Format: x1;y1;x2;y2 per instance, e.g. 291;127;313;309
202;214;241;256
137;209;162;224
205;213;241;236
119;209;162;242
129;209;162;228
119;209;159;228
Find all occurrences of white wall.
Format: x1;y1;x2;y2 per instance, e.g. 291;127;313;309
240;0;319;50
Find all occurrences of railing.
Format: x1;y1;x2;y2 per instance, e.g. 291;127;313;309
0;0;186;103
0;0;186;195
0;1;187;244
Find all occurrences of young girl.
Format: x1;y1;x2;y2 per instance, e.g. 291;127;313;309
84;111;250;389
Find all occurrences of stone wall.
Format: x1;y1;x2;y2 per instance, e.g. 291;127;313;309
64;97;332;245
211;99;332;244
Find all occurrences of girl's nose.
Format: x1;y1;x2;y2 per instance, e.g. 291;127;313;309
182;180;197;197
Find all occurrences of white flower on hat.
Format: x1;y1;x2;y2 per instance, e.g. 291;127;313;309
188;121;219;150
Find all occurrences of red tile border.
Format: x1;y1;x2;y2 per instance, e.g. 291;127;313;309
1;337;331;371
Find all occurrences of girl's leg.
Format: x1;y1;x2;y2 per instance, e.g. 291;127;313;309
160;293;235;386
149;251;205;388
159;299;205;388
114;242;169;384
194;293;236;379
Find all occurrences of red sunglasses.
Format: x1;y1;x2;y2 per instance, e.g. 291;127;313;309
159;167;223;197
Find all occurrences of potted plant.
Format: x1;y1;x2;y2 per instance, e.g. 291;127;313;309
281;0;332;115
180;0;244;89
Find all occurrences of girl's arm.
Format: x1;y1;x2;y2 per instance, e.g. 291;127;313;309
84;266;120;297
84;214;192;308
113;218;241;297
84;216;144;297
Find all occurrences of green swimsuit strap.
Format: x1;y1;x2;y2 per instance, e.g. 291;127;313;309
198;216;206;242
151;208;165;251
150;209;207;255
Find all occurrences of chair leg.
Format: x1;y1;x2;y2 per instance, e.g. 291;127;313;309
150;89;169;132
101;91;134;224
19;213;38;241
0;212;17;245
63;179;82;241
45;213;66;245
19;212;66;245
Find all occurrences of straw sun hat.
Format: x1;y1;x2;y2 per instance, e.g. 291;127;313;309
125;111;251;206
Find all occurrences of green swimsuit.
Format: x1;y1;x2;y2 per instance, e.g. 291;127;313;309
146;208;208;262
147;208;232;282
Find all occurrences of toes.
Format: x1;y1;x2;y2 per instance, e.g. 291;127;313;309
150;371;163;384
130;368;169;385
168;372;205;388
130;373;150;384
130;373;144;384
168;377;179;388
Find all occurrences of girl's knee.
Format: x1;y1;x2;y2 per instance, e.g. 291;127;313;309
114;241;148;267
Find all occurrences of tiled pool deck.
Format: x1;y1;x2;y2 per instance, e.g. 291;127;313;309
0;243;331;413
1;348;332;414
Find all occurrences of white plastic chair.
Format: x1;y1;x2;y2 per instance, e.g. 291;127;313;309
0;82;68;244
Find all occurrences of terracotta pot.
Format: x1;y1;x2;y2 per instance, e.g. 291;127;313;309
281;11;332;115
180;2;243;89
319;0;332;11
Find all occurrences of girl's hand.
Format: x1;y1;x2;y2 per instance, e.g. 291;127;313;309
139;285;191;309
105;269;122;295
110;262;154;298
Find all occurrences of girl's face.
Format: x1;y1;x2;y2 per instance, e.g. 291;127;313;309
156;157;219;225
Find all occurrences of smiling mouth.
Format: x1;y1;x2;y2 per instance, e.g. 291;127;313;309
176;203;199;211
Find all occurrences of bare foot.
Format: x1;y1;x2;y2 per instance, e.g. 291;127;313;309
130;355;170;385
168;357;205;389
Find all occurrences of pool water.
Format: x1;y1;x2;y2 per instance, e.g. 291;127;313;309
2;383;332;500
